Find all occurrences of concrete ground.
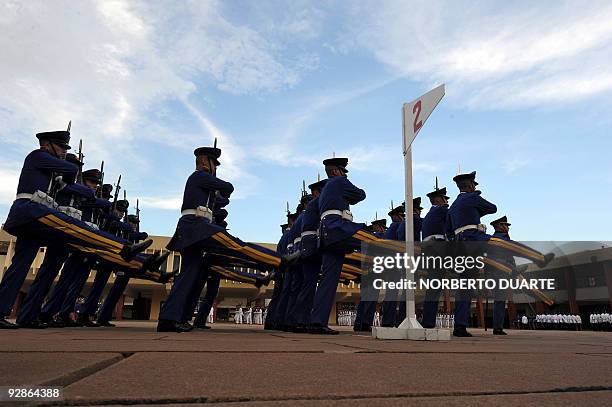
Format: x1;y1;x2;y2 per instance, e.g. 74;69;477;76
1;322;611;406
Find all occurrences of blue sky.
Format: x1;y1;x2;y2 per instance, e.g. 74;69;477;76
1;0;611;243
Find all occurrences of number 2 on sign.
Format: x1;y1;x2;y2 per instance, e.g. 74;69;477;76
413;100;423;133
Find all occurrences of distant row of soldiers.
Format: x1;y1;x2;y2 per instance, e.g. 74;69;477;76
264;159;556;337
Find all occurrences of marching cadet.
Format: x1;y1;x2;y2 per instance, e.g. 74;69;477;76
353;215;387;332
181;201;229;328
268;210;299;330
309;157;403;334
264;220;293;330
283;194;313;331
489;215;515;336
0;128;152;329
385;203;405;240
421;184;450;328
96;214;169;327
396;197;423;242
379;202;407;328
393;197;424;325
39;180;113;326
292;179;326;333
15;153;93;328
77;199;132;326
447;171;555;337
157;143;286;332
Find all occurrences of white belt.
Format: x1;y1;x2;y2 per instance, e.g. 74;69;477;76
301;230;318;238
16;193;34;200
454;224;487;235
16;190;58;210
320;209;353;221
58;205;83;221
423;234;446;242
181;206;213;221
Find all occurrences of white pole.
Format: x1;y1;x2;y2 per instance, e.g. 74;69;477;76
398;143;421;330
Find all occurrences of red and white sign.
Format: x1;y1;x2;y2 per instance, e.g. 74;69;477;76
402;84;445;152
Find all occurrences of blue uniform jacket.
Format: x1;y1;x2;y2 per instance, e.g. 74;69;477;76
422;205;448;239
287;214;304;254
167;171;234;251
300;196;320;258
446;192;497;240
490;231;516;270
277;230;290;255
396;214;422;242
4;149;78;233
318;176;366;247
384;221;401;241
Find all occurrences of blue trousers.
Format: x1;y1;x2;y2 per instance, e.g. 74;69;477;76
0;238;41;316
294;257;320;326
283;264;304;327
181;267;209;324
421;268;445;328
159;243;206;322
193;274;221;326
264;272;284;327
40;253;90;318
80;264;113;317
493;300;506;329
273;269;293;327
454;289;473;328
16;246;70;324
310;249;344;326
59;258;93;317
97;275;130;322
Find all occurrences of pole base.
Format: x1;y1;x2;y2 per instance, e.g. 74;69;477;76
372;326;451;341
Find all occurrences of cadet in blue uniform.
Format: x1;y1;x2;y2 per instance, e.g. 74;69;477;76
15;153;91;328
39;180;113;327
0;130;152;329
282;194;314;331
309;157;403;334
353;217;387;332
180;202;230;327
158;144;285;332
268;211;299;330
264;220;292;330
77;199;133;326
290;179;327;332
396;197;423;242
393;197;424;325
420;185;450;328
489;216;515;336
96;214;171;327
447;171;555;337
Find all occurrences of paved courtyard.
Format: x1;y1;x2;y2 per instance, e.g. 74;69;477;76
1;322;611;406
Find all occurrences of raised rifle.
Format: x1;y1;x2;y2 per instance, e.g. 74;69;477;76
136;199;140;227
111;174;122;212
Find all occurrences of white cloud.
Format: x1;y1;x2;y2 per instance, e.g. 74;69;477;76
342;0;612;108
0;0;316;196
0;166;20;204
